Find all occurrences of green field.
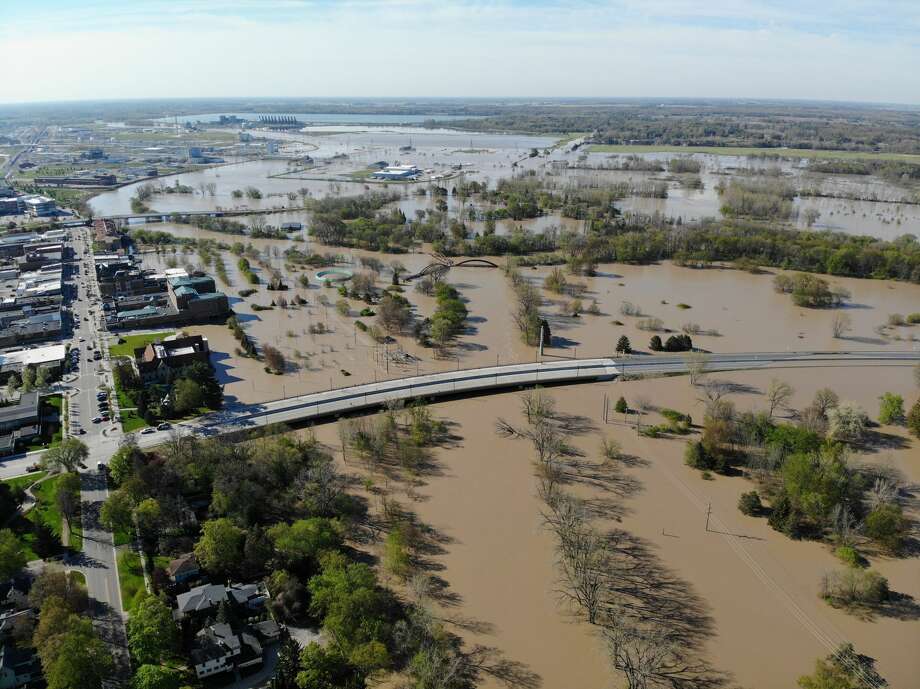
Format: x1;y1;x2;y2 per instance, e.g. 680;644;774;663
109;331;174;358
587;144;920;162
118;551;147;613
2;472;81;560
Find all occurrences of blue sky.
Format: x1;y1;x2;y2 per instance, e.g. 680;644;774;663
1;1;918;104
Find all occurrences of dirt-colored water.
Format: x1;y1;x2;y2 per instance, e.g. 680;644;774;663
306;362;919;689
139;235;920;407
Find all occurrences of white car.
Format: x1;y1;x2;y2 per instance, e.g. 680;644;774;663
141;427;156;434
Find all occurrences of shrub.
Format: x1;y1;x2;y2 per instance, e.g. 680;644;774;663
355;321;368;332
738;491;762;516
887;313;906;326
906;312;920;324
637;317;664;332
909;399;920;438
834;545;863;568
877;392;904;425
614;396;628;414
820;568;889;607
676;303;692;309
601;437;621;462
864;503;908;553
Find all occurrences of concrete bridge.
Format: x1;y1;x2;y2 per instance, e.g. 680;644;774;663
134;349;920;445
99;206;311;224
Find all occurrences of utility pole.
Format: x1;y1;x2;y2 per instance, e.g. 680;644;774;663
705;502;712;532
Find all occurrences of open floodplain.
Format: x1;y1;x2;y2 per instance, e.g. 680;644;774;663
86;124;920;688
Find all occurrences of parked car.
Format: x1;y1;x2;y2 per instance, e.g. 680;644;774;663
26;463;41;472
157;422;171;431
141;427;156;435
92;416;102;423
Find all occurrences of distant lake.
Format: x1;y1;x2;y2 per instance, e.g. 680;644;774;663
157;112;479;126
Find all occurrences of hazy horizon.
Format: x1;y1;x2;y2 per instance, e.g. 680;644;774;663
2;0;919;106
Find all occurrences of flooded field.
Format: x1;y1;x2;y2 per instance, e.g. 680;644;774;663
122;175;920;689
135;224;920;408
88;124;920;241
302;362;919;689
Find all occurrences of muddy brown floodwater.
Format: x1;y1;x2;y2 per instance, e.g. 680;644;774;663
137;233;920;408
305;362;919;689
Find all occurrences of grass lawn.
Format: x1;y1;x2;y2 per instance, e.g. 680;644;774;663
111;377;150;432
27;475;82;551
2;471;47;493
586;143;920;162
108;331;174;358
118;550;153;613
3;473;82;560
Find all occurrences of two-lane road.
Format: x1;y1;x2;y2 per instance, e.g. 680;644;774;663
128;349;920;448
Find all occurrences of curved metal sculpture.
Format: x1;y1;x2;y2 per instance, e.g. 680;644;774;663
404;253;499;281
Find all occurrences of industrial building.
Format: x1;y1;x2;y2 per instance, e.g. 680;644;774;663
21;196;56;217
371;164;421;180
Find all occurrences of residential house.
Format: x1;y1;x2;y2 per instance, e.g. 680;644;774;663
165;553;200;584
0;644;39;689
190;623;262;679
173;582;266;621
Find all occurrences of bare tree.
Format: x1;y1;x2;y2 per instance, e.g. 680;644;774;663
604;625;703;689
813;388;840;416
557;522;605;624
684;352;709;386
831;311;852;339
766;378;794;418
521;389;556;425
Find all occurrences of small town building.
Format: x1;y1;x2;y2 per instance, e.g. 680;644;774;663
134;334;210;383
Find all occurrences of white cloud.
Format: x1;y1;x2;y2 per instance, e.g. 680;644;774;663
0;0;918;104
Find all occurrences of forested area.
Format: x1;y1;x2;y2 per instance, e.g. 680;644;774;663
430;102;920;154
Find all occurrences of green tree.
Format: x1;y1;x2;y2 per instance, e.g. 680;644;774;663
864;503;908;553
0;529;26;580
43;620;113;689
21;365;36;392
615;335;631;354
268;518;342;572
614;396;628;414
171;377;204;416
308;552;393;658
34;601;113;689
270;635;302;689
55;472;81;526
906;398;920;437
798;643;887;689
877;392;904;425
100;489;135;535
133;498;162;543
194;518;246;580
28;570;88;612
132;665;181;689
43;438;89;473
127;595;178;665
108;444;141;485
649;335;662;351
296;643;358;689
